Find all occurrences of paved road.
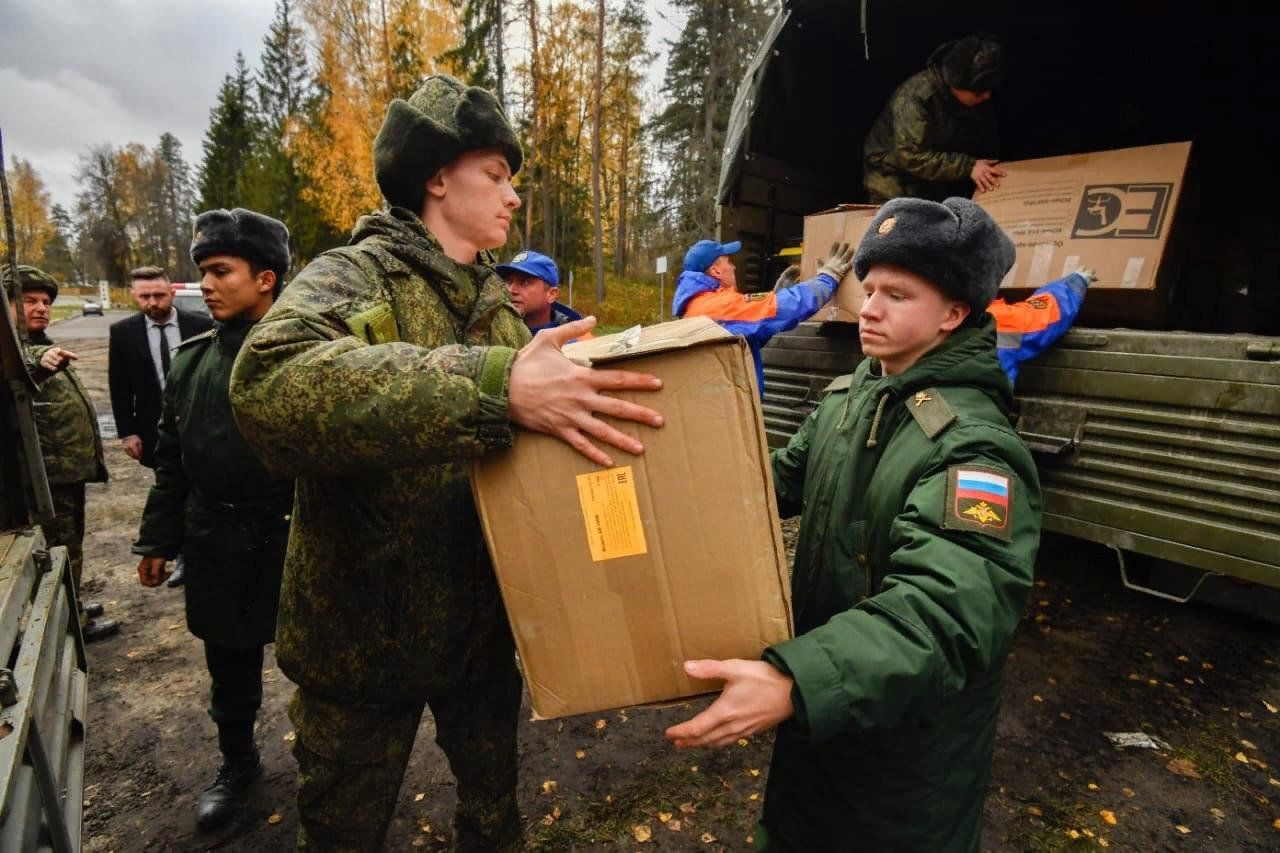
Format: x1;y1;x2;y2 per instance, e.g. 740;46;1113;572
48;310;129;339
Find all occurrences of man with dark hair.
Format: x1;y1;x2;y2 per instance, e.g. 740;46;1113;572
133;208;293;832
8;264;119;642
668;197;1042;852
109;266;213;469
230;75;664;850
863;33;1008;202
110;265;212;587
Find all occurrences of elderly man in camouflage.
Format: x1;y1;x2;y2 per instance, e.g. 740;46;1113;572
863;33;1009;203
8;264;118;642
230;75;664;851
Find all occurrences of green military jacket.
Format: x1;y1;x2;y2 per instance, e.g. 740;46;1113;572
229;207;531;705
761;316;1042;852
25;333;107;486
133;321;293;648
862;65;1000;203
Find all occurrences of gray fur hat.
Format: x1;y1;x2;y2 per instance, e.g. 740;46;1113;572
853;197;1015;314
373;74;523;214
190;208;290;280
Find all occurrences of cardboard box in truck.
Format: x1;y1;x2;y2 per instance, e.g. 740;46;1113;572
800;204;880;322
470;317;794;719
977;141;1193;323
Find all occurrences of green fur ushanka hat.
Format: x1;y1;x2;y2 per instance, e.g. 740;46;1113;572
373;74;524;213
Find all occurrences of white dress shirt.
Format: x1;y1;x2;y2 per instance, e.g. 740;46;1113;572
144;309;181;389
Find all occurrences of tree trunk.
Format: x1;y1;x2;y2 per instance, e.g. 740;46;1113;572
528;0;553;252
494;0;506;110
591;0;606;302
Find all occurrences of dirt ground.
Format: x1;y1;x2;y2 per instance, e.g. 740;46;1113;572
56;327;1279;852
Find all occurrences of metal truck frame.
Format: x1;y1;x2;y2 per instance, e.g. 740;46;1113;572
717;0;1280;592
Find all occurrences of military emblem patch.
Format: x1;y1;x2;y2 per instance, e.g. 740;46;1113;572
878;217;896;235
513;251;529;262
744;292;769;301
1028;296;1050;310
943;465;1014;541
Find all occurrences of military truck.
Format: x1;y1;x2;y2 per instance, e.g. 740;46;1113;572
0;272;87;849
718;0;1280;597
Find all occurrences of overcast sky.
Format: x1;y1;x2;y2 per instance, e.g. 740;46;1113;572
0;0;682;213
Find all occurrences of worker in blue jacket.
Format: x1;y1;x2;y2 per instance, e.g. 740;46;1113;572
673;239;854;392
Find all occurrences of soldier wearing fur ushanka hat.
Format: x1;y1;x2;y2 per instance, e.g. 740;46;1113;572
373;74;523;214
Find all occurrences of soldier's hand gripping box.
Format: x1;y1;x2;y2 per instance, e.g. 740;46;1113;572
471;317;794;720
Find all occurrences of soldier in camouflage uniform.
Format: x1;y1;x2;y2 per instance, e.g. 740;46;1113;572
863;34;1008;203
132;209;294;832
7;265;118;642
229;75;664;851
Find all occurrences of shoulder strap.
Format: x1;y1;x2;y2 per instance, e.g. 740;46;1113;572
904;387;957;439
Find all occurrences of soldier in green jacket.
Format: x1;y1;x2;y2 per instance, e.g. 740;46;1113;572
863;34;1008;203
7;265;118;642
132;209;293;832
667;197;1042;852
229;75;664;851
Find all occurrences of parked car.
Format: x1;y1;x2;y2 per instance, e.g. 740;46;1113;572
81;298;103;316
169;283;210;317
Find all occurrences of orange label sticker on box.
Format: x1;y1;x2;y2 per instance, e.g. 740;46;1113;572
575;466;648;561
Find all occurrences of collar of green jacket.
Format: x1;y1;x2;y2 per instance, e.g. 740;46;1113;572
854;312;1012;414
349;206;508;326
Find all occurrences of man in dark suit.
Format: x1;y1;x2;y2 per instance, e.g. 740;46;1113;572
109;266;212;586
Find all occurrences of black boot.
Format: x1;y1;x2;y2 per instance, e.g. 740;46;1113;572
197;726;262;831
82;618;120;643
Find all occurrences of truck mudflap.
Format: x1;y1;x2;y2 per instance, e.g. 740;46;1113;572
0;529;86;852
760;323;1280;588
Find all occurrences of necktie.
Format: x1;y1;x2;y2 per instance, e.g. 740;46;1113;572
158;323;172;380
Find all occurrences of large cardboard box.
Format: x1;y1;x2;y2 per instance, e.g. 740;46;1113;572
800;204;879;322
471;317;794;720
977;141;1193;324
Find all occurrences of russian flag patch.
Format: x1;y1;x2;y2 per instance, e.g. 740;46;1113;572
944;465;1014;541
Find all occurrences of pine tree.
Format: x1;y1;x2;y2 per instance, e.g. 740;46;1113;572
442;0;503;99
39;204;77;281
652;0;771;245
198;52;258;211
155;133;196;278
246;0;336;267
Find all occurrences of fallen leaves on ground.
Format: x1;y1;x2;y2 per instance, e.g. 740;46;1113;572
1176;824;1191;834
668;819;682;832
632;824;652;842
594;719;607;731
574;749;586;759
1122;787;1136;798
414;792;424;802
1100;809;1117;825
700;832;717;843
541;780;557;794
1167;758;1201;779
267;813;283;825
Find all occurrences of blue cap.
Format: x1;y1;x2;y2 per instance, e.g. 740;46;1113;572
495;250;560;286
682;239;741;273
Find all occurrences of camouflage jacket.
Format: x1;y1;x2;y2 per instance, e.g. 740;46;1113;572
134;321;293;648
229;207;530;704
862;66;1000;202
25;333;108;485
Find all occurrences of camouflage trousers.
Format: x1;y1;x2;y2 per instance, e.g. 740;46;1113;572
289;646;523;851
42;483;87;624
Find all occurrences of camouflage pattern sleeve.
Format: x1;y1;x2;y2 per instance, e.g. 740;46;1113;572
229;253;517;478
891;88;976;183
132;377;187;559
